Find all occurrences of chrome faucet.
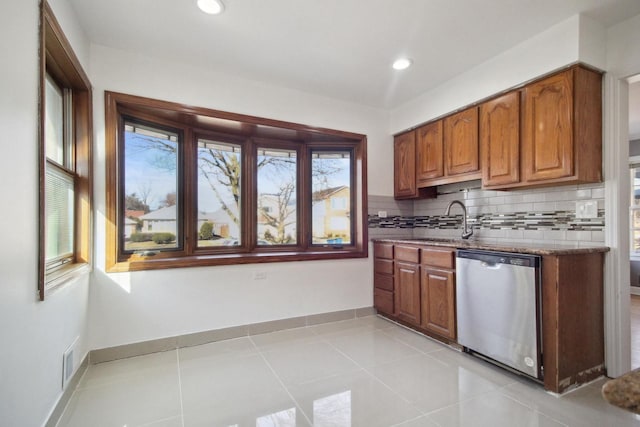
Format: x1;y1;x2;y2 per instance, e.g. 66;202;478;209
445;200;473;240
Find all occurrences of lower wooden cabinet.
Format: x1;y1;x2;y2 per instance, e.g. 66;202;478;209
421;267;456;340
380;244;456;342
372;240;606;394
394;261;421;324
373;243;394;316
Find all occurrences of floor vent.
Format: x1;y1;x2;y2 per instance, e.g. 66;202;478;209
62;338;78;389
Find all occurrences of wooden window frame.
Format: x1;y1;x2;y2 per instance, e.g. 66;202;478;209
105;92;368;272
38;2;93;300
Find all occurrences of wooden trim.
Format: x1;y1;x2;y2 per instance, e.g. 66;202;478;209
42;3;91;89
38;3;46;300
105;92;368;272
105;91;364;142
39;1;93;300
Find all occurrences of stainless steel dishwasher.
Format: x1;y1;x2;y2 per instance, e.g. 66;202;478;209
456;249;543;380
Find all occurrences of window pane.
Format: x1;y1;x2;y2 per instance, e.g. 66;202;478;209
197;139;241;247
632;168;640;206
634;229;640;253
45;75;65;165
123;122;179;252
257;148;297;245
311;150;351;245
45;166;74;266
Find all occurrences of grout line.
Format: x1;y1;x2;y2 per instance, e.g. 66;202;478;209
319;324;423;410
175;349;185;427
252;340;314;426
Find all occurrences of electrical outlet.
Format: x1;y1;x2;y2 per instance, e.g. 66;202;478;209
253;271;267;280
378;210;388;218
576;200;598;219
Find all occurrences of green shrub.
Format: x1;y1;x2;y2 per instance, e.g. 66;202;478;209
130;232;153;242
199;222;214;240
152;232;176;244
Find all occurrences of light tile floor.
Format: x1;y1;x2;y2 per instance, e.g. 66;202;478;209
58;316;640;427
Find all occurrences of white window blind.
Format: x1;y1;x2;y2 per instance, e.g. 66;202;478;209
45;166;74;268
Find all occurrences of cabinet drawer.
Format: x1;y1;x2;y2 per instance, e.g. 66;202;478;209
374;243;394;259
421;247;455;269
374;288;394;315
374;273;394;291
374;259;393;275
395;245;420;263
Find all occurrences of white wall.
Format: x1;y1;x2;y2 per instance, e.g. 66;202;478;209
603;11;640;377
0;1;91;426
391;14;606;133
607;13;640;77
88;44;387;349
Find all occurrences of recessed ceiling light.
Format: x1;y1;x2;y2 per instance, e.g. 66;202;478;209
392;58;413;70
197;0;225;15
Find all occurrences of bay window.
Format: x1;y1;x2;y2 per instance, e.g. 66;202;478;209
105;92;367;271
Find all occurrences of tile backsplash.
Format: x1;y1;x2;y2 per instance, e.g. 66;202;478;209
368;180;605;246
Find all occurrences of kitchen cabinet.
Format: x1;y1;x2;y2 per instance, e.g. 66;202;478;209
480;91;520;188
520;65;602;186
373;238;607;394
420;247;456;340
444;106;480;179
416;121;444;185
375;243;457;342
394;64;602;193
393;132;417;199
394;132;437;200
373;243;394;316
411;107;480;188
394;245;421;324
481;65;601;189
541;252;605;393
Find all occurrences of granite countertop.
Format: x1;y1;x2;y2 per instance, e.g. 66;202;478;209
602;369;640;414
372;237;610;256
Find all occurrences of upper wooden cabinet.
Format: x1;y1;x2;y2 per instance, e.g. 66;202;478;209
411;107;480;188
416;121;444;185
523;71;573;182
444;106;480;178
395;64;602;193
481;91;520;188
394;131;437;200
521;65;602;186
394;131;417;199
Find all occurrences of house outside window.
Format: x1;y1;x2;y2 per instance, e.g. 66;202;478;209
631;159;640;255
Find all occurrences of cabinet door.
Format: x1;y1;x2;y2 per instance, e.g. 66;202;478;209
374;242;394;260
394;261;421;325
481;91;520;187
522;70;573;182
421;268;456;339
394;132;417;199
416;121;444;185
444;107;479;176
374;289;394;316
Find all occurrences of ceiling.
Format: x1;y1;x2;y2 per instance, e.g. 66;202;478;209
69;0;640;110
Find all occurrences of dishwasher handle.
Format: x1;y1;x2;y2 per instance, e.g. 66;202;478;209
457;249;540;268
481;261;501;269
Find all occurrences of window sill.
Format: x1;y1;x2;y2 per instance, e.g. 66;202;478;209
107;249;368;273
44;262;91;297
